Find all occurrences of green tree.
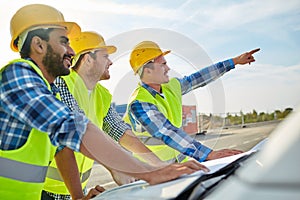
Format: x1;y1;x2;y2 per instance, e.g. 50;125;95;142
283;108;293;118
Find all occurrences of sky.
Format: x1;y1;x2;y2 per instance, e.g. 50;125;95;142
1;0;300;114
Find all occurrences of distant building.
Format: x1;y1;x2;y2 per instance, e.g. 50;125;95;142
182;105;198;135
113;103;198;135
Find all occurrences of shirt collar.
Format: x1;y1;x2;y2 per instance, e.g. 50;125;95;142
50;83;60;96
141;82;165;98
25;57;37;65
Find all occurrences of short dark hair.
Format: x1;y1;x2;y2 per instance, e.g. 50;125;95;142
14;28;54;58
140;61;154;78
72;51;98;71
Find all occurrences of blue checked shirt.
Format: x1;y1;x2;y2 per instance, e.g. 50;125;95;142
128;59;235;162
0;59;89;152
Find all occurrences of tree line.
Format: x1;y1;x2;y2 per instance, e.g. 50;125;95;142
226;107;293;125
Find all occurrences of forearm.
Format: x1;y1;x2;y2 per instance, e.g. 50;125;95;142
55;147;84;199
104;108;165;166
80;122;156;178
130;102;212;161
148;125;212;162
80;125;210;185
119;130;165;166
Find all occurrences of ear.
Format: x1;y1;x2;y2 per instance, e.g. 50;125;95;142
87;55;91;63
82;53;91;64
144;67;151;75
31;36;45;54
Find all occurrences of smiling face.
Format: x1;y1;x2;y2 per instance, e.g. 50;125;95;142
42;28;75;79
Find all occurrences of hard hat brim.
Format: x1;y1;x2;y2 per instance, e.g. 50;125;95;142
104;45;117;54
77;45;117;55
72;45;117;66
10;21;81;52
162;50;171;57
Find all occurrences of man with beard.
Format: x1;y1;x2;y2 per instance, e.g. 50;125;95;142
0;4;208;200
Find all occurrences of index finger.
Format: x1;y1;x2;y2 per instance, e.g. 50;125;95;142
249;48;260;55
95;185;105;192
184;160;210;172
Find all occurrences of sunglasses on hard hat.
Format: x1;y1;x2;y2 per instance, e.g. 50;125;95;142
143;59;155;67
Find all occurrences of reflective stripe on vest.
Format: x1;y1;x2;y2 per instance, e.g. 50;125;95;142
0;59;55;199
0;157;48;183
46;166;92;183
126;78;188;163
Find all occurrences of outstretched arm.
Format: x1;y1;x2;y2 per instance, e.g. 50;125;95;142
80;122;209;185
103;106;165;166
180;48;260;95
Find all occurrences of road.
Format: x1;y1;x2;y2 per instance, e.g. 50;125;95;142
197;120;280;152
86;120;281;190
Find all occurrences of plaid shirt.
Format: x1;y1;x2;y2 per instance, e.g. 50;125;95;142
42;188;87;200
128;59;235;162
55;77;130;142
0;59;88;152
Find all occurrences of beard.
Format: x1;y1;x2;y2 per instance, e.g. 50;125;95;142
42;44;70;79
100;71;110;80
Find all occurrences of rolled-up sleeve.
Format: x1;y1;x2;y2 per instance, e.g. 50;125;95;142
103;106;131;142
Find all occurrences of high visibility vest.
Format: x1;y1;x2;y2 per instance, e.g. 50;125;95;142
0;59;56;200
43;69;112;194
125;78;188;163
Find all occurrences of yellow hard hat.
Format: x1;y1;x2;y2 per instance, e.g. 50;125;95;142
71;31;116;55
70;31;117;64
130;41;171;74
10;4;81;52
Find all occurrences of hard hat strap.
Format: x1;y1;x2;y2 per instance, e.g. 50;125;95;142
137;65;144;77
17;25;66;51
137;59;155;77
17;31;29;52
